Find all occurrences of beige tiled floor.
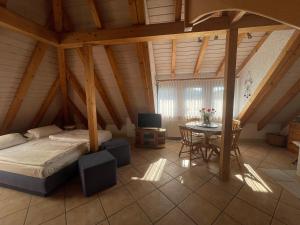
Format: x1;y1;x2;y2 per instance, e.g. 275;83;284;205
0;140;299;225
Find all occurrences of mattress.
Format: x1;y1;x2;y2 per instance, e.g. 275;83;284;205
0;138;88;178
49;129;112;146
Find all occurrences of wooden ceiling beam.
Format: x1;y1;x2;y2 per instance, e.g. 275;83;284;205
0;6;58;46
258;77;300;131
128;0;145;25
230;11;247;24
67;68;106;129
193;36;209;77
86;0;102;29
175;0;182;22
76;49;122;129
0;42;48;134
0;0;7;6
81;45;98;151
68;97;88;128
52;0;63;32
60;15;287;48
215;33;246;77
238;31;300;126
171;39;176;78
105;46;137;124
31;77;60;128
236;32;271;75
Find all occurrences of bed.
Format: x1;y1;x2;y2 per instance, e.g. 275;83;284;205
0;138;89;196
49;129;112;148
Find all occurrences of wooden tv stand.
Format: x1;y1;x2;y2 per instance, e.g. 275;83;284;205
135;127;166;148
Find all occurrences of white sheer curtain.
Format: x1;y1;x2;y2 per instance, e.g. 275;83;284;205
157;79;239;123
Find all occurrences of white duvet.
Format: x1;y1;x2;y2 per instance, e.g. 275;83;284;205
49;129;112;146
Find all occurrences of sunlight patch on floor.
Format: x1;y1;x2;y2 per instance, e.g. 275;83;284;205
131;158;167;182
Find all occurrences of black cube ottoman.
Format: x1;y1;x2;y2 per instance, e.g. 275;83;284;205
78;151;117;196
101;138;131;167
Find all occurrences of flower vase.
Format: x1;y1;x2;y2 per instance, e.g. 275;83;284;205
203;114;211;125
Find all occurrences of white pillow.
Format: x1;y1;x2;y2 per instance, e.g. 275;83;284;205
27;125;63;139
0;133;27;150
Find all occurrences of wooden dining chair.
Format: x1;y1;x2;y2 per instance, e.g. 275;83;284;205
179;126;205;164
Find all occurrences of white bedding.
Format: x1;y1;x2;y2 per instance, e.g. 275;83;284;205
49;129;112;146
0;138;88;178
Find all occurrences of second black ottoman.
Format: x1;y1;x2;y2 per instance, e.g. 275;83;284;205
78;151;117;196
101;138;131;167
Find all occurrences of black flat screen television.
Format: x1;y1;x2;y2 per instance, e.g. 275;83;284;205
138;113;162;128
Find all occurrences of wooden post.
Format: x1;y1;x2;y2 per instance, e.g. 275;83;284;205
219;27;238;181
82;45;98;151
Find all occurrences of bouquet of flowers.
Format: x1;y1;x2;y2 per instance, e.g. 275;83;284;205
200;108;216;125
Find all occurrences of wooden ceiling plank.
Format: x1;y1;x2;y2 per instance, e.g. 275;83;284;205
171;39;176;78
86;0;102;29
82;45;98;151
0;0;7;7
175;0;182;22
68;97;88;128
236;32;271;75
67;68;106;129
105;45;137;124
193;36;209;76
31;77;60;129
258;77;300;130
0;6;58;46
60;16;287;48
215;33;246;77
0;42;48;134
238;31;300;126
230;11;247;24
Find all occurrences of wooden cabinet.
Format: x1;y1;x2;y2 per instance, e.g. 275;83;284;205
288;122;300;153
135;128;166;148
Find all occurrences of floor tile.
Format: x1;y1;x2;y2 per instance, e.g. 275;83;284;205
212;213;241;225
159;179;191;204
237;184;278;215
164;163;187;178
66;199;105;225
118;166;142;184
277;180;300;198
108;203;151;225
155;207;196;225
179;193;220;225
0;209;27;225
138;190;174;222
40;214;66;225
25;193;65;225
271;219;286;225
151;172;173;188
274;201;300;225
176;170;208;190
196;182;234;210
280;190;300;210
189;165;214;181
0;192;31;218
99;186;135;216
225;198;272;225
126;180;156;200
260;168;294;182
209;176;243;195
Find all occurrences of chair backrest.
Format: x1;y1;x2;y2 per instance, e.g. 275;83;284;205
232;127;242;149
179;126;193;145
232;119;241;130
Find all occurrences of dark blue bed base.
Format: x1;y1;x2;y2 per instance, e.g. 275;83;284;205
0;161;78;196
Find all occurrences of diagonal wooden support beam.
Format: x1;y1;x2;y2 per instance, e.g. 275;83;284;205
86;0;102;28
68;97;88;128
31;77;60;128
215;33;246;77
105;45;137;124
230;11;247;24
0;6;58;46
236;32;271;75
52;0;63;32
171;39;176;78
0;42;48;134
239;31;300;126
193;36;209;77
258;77;300;130
67;68;106;129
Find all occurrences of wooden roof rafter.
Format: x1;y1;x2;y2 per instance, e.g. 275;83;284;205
257;77;300;130
281;107;300;130
238;31;300;126
193;36;209;77
175;0;183;22
68;97;88;128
